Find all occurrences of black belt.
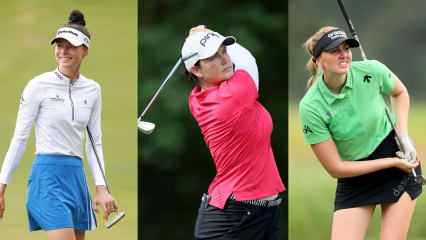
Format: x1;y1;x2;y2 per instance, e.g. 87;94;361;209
228;193;282;207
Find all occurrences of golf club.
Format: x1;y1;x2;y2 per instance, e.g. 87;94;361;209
337;0;426;185
86;126;126;228
138;54;199;134
138;25;206;134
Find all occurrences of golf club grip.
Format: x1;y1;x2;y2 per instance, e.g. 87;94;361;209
337;0;356;35
86;126;111;194
384;107;418;178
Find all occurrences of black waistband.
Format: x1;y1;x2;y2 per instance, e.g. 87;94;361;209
228;193;282;207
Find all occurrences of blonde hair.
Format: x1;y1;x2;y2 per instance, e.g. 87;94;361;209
304;26;338;89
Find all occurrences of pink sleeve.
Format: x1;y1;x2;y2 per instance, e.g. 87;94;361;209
224;69;258;107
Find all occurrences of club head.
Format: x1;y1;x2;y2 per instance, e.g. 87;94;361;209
138;121;155;134
106;211;125;228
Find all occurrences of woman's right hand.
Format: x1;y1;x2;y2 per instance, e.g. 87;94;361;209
188;26;213;38
0;183;6;221
392;157;419;173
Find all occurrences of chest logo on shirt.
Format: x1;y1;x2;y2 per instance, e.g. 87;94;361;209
20;95;25;105
303;125;313;135
363;74;371;83
50;95;65;103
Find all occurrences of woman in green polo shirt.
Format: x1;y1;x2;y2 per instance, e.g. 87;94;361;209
299;26;422;239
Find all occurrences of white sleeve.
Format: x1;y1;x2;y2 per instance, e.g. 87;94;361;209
86;84;106;186
227;42;259;91
0;80;40;184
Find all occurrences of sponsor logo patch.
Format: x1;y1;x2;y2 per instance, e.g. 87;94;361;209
363;74;371;83
303;125;313;135
50;95;65;103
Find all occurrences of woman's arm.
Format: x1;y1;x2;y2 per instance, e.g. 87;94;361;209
387;74;409;135
385;74;418;162
227;43;259;91
0;79;41;220
86;84;118;220
0;80;40;184
311;138;418;179
0;184;6;220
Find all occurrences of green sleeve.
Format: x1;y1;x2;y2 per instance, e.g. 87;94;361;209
299;102;331;145
370;60;395;93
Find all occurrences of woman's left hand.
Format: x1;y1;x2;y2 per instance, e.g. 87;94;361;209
92;185;119;220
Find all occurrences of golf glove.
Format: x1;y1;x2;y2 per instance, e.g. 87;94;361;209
395;134;416;163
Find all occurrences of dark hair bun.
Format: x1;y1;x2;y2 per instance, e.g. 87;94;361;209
68;10;86;26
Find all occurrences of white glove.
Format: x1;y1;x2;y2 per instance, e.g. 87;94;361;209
395;134;416;163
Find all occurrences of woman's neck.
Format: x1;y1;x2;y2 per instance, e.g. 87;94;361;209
58;66;80;84
199;80;216;91
323;71;347;94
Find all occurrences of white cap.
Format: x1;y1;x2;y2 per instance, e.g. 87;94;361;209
50;27;90;48
181;31;235;71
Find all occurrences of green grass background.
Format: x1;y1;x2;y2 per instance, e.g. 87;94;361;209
0;1;137;239
289;102;426;239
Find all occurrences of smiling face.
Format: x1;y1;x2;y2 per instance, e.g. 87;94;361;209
55;38;88;75
191;44;234;90
317;42;352;75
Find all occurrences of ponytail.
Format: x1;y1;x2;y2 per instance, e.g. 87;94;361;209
304;26;338;89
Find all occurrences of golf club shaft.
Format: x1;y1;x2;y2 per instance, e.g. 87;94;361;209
138;52;197;121
384;109;418;177
337;0;419;178
86;126;111;194
138;58;183;120
337;0;367;61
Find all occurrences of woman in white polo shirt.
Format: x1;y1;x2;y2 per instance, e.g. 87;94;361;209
299;26;422;239
0;10;118;240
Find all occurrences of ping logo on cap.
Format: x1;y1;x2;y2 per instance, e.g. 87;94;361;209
199;33;220;47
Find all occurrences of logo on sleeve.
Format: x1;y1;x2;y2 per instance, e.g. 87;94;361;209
20;95;25;105
363;74;371;83
303;125;314;135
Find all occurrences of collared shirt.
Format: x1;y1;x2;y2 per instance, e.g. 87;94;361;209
0;69;106;185
299;60;395;160
189;43;285;209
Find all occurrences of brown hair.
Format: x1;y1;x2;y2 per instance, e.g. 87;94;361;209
182;61;200;86
63;10;90;42
304;26;338;89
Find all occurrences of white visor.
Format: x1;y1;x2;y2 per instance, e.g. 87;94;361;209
50;27;90;48
181;31;235;71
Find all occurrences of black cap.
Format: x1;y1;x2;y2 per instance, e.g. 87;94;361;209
312;29;359;61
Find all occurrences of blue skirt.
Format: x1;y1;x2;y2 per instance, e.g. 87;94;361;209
26;154;97;231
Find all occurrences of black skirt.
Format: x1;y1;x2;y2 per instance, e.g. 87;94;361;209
334;130;422;211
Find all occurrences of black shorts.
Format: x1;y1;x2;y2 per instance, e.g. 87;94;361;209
194;194;282;240
334;130;423;212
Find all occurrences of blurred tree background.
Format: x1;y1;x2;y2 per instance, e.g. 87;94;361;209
139;0;288;239
289;0;426;239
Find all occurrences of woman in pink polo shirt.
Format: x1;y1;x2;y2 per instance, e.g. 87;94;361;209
181;27;285;239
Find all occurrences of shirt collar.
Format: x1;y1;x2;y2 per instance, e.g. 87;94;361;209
317;69;353;105
53;68;80;85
